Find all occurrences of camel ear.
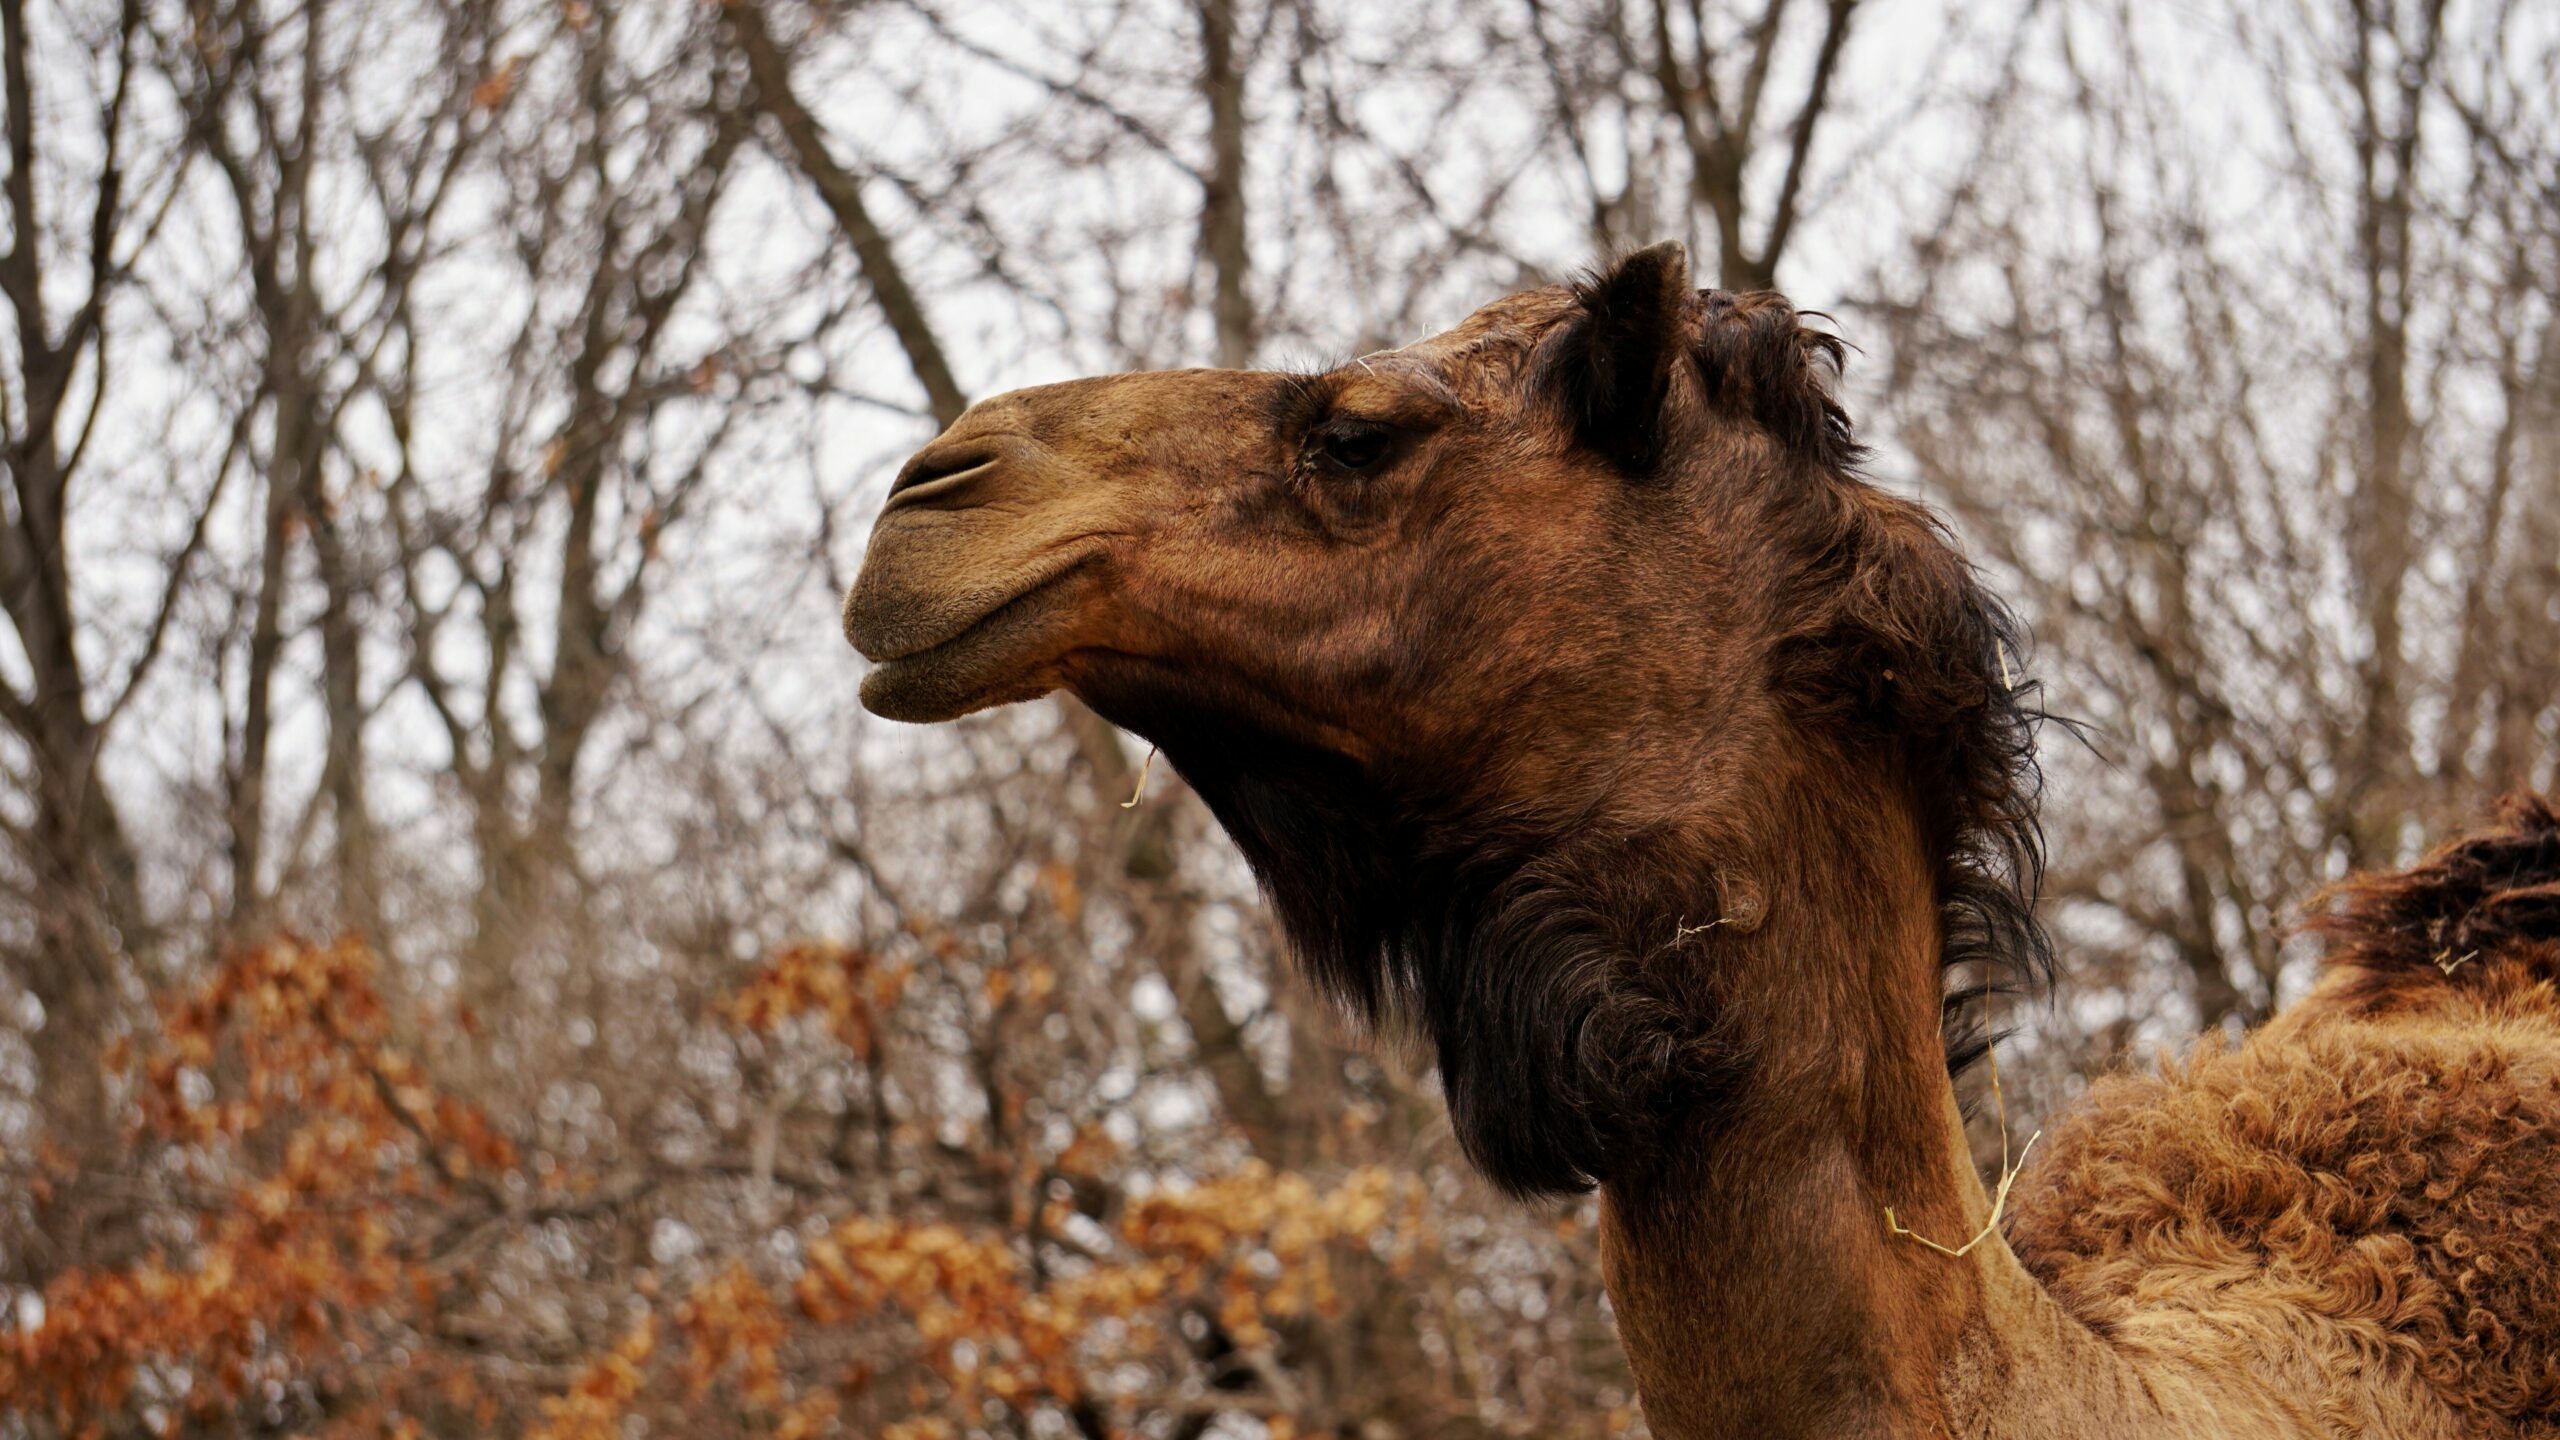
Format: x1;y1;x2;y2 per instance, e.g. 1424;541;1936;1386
1554;241;1693;473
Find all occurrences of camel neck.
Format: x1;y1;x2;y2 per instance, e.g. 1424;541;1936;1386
1586;791;2243;1439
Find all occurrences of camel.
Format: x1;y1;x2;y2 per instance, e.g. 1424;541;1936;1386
841;242;2560;1438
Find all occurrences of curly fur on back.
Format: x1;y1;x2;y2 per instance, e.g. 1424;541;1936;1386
2007;795;2560;1434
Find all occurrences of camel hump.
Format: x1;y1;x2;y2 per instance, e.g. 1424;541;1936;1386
2302;791;2560;990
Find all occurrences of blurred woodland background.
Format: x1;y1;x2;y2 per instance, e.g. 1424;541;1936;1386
1;0;2556;1435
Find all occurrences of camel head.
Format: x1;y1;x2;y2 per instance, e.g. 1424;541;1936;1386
846;243;2043;1196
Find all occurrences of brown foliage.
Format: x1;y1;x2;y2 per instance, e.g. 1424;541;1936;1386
5;939;504;1433
726;941;912;1060
2;937;1457;1439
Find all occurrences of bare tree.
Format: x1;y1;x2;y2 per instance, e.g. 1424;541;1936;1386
1;0;165;1234
1519;0;1863;286
377;2;756;1002
1872;0;2560;1044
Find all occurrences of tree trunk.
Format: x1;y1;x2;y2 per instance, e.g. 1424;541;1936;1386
1196;0;1255;368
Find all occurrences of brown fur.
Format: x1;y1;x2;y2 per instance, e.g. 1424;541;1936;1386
843;245;2560;1437
2011;799;2560;1433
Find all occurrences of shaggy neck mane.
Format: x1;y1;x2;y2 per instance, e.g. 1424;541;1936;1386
1147;294;2052;1204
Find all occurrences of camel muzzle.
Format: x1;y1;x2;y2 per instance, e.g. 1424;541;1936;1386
844;429;1125;722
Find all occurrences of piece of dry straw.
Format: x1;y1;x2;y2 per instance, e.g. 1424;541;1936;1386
1885;1035;2041;1260
1122;745;1158;809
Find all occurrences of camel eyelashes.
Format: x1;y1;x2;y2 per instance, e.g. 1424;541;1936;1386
1308;420;1395;474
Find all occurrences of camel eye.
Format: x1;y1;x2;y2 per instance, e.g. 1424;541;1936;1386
1312;422;1393;474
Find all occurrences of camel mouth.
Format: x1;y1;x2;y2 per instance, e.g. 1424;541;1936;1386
851;559;1094;723
845;540;1096;660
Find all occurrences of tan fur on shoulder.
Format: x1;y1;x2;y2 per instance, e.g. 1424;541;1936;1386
2010;798;2560;1435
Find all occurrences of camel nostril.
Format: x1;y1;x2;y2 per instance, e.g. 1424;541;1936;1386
884;445;1002;513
